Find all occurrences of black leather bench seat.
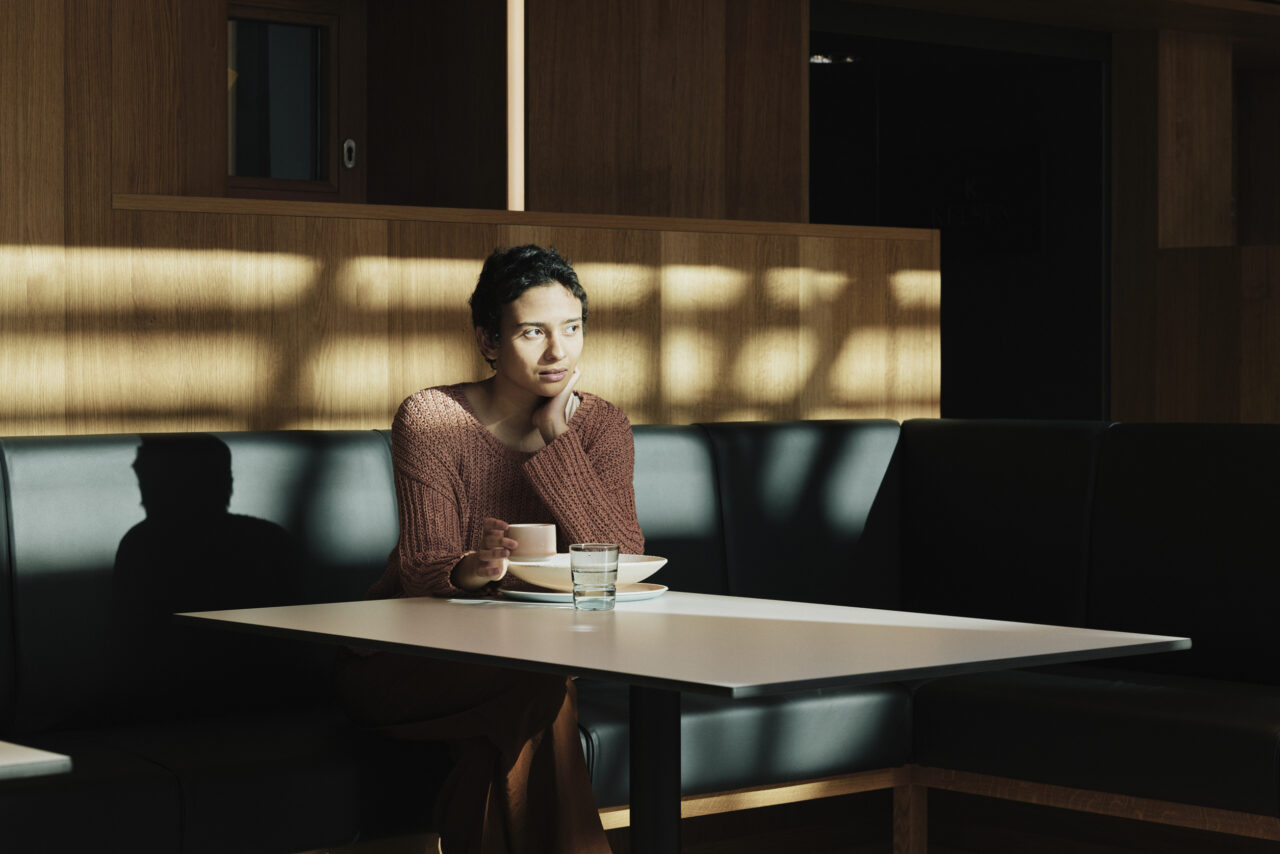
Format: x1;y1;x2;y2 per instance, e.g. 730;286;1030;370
914;665;1280;817
576;678;912;807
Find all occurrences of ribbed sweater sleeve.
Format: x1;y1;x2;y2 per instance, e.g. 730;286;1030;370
523;400;645;555
385;393;474;598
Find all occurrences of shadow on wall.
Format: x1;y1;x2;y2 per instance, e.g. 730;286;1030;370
0;243;939;434
110;434;302;719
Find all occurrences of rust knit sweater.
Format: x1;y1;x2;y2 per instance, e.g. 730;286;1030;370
368;384;645;600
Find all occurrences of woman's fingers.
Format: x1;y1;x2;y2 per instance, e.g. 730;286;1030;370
534;370;581;443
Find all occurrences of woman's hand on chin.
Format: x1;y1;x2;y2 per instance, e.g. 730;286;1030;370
452;517;515;590
532;369;581;445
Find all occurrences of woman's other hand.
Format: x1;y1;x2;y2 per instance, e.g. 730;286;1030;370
451;517;516;590
533;369;581;445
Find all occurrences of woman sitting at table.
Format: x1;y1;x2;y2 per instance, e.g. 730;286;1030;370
338;244;644;854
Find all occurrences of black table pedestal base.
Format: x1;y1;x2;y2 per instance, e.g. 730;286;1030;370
629;685;681;853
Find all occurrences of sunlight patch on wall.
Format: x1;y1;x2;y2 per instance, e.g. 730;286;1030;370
5;244;66;311
718;408;767;422
892;328;941;396
763;265;801;307
578;330;654;406
890;268;941;308
661;328;719;404
129;248;313;307
574;262;655;308
0;336;65;414
370;256;483;309
299;337;390;407
805;268;851;302
805;405;899;419
661;264;748;310
118;333;265;402
828;329;889;402
733;329;817;403
386;331;483;402
4;246;319;309
335;255;392;309
766;266;852;307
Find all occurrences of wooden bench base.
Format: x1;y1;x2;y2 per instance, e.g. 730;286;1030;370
599;764;1280;850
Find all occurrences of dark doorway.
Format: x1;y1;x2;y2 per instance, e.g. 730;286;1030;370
811;5;1110;419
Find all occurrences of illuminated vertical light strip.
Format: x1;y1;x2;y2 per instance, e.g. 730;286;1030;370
507;0;525;211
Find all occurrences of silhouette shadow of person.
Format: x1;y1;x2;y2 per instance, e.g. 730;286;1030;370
111;435;301;721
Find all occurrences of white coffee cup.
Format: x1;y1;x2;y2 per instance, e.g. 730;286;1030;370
506;523;556;561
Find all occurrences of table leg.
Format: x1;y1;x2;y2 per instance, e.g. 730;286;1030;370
629;685;681;853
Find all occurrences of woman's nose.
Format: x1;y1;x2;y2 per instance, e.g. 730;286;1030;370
544;334;565;359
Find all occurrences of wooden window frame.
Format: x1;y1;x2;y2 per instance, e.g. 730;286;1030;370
226;0;365;203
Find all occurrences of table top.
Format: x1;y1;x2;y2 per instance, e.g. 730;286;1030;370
179;592;1189;698
0;740;72;781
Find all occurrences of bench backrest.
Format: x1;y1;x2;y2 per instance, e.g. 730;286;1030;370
700;420;901;607
1087;423;1280;683
0;431;399;736
8;417;1273;737
898;418;1106;626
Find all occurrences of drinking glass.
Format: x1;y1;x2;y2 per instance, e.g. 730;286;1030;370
570;543;619;610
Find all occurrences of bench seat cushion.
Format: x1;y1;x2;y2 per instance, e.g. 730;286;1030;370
0;731;182;854
7;706;449;854
576;679;912;808
914;666;1280;816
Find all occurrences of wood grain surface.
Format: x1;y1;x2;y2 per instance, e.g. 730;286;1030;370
525;0;807;221
1156;30;1234;248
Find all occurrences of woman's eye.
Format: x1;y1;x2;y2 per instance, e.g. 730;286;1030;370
566;323;581;334
522;328;544;339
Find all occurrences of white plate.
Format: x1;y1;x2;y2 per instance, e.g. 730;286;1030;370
506;553;667;592
503;583;669;604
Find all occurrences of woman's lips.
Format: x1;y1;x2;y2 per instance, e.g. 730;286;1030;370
539;369;568;383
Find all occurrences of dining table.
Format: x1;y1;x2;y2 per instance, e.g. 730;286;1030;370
178;590;1189;853
0;740;72;781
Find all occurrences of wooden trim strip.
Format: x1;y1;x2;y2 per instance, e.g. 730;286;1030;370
597;767;909;830
110;193;937;241
911;765;1280;842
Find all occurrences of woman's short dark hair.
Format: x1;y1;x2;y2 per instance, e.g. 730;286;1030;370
469;245;588;356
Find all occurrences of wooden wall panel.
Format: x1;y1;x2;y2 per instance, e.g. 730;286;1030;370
1151;247;1240;420
4;0;934;437
1235;70;1280;246
1111;30;1160;421
526;0;807;222
1112;28;1280;423
724;0;808;222
659;1;727;219
366;0;505;209
1;0;68;435
386;221;509;411
66;0;115;247
1156;30;1233;248
112;0;226;197
63;211;398;433
1240;245;1280;423
8;198;938;435
1;0;65;246
525;0;645;216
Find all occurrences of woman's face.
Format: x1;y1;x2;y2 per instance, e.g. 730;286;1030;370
480;283;585;400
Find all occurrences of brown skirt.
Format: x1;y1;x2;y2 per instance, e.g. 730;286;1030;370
336;647;611;854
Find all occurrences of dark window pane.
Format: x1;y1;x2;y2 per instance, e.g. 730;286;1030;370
228;19;325;180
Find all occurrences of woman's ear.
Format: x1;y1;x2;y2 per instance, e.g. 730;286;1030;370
475;325;499;362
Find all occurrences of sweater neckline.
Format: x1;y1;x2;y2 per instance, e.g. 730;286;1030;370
446;383;591;456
